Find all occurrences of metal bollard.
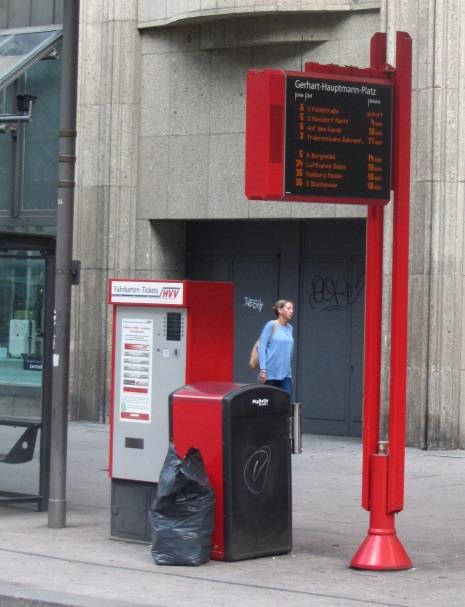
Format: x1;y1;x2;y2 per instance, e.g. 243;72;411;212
291;402;302;454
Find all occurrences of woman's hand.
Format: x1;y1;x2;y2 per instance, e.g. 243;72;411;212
259;369;266;384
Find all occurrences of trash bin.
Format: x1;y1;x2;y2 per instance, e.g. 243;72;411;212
170;381;292;561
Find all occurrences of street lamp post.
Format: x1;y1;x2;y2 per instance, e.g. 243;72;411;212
48;0;80;529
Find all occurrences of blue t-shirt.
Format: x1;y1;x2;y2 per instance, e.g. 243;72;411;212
258;320;294;380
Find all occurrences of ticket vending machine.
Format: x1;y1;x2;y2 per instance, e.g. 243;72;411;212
108;279;234;541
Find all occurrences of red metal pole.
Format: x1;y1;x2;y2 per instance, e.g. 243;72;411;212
361;30;387;514
351;31;412;570
361;204;384;511
387;32;413;514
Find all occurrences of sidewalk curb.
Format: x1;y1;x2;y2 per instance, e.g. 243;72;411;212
0;584;160;607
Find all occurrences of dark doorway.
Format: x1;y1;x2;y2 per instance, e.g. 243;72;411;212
186;219;365;437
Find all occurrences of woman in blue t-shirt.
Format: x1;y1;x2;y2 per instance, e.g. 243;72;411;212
258;300;294;396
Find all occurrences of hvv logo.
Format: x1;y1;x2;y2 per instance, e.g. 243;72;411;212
160;287;180;299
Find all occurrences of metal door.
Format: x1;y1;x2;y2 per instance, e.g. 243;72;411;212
186;219;365;437
297;255;365;436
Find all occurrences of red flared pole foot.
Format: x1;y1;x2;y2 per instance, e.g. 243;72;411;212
351;454;412;570
351;529;412;570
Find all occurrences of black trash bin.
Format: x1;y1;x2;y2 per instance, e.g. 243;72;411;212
170;381;292;561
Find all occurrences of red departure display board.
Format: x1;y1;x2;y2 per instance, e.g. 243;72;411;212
245;68;393;205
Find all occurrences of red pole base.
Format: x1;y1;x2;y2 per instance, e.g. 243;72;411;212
351;529;412;570
352;454;412;570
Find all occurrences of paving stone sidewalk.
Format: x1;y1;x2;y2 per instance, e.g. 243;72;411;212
0;422;464;606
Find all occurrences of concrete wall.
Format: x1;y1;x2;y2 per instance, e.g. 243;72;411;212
137;10;379;222
405;0;465;448
73;2;379;421
376;0;465;449
72;0;465;449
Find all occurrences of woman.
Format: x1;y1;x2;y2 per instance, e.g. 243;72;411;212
258;299;294;396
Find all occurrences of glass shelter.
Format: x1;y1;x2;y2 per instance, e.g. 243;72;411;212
0;25;61;509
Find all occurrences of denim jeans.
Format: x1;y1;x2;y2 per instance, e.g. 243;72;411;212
265;377;293;397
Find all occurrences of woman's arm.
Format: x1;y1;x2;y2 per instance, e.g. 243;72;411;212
258;321;274;382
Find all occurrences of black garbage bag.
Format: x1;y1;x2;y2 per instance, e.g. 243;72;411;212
150;443;215;566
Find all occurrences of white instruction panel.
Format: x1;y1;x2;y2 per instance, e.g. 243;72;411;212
120;318;153;422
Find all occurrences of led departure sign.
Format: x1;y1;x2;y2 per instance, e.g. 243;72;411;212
245;68;394;204
285;75;392;201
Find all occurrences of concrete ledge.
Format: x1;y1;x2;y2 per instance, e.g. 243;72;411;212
137;0;381;29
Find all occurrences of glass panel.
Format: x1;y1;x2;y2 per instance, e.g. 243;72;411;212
0;252;44;500
0;27;62;92
0;87;14;212
0;421;41;499
0;33;60;226
0;83;12;112
0;134;13;211
22;52;60;210
0;255;44;389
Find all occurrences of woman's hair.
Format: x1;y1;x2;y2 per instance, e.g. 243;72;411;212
273;299;292;317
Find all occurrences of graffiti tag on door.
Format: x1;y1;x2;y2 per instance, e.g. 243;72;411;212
309;271;365;312
243;296;264;312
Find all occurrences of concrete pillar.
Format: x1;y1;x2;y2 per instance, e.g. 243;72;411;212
384;0;465;448
71;0;140;420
